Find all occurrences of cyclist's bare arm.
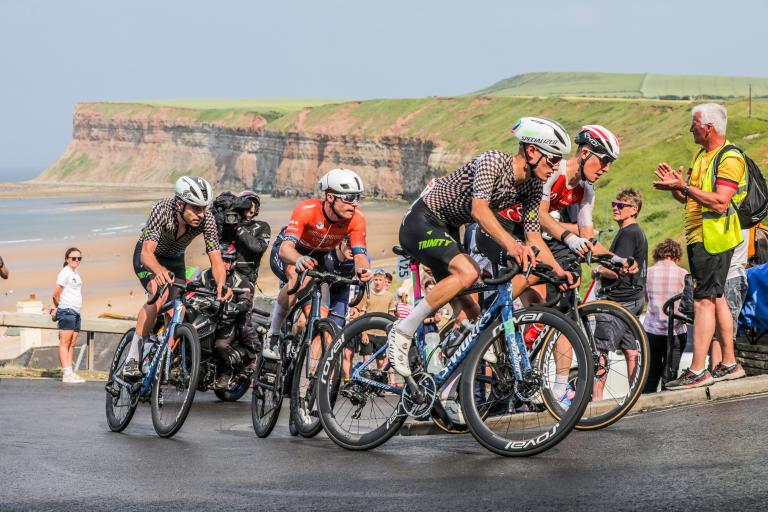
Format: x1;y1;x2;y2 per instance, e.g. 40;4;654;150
278;239;317;269
208;250;232;301
471;198;534;267
539;200;569;241
352;254;372;282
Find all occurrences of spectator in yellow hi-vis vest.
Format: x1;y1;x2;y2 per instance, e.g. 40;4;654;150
654;103;747;390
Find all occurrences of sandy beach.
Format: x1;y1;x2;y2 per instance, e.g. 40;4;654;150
0;185;408;317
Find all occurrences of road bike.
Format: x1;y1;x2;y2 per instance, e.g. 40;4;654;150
318;246;594;457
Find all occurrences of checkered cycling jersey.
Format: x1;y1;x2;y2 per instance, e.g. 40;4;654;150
138;197;220;258
421;150;543;232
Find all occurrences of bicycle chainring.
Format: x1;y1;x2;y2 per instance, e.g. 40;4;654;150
401;372;437;419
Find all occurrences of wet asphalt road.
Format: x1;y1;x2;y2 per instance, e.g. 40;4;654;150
2;378;768;511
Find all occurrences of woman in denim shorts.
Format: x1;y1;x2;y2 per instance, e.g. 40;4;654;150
52;247;84;384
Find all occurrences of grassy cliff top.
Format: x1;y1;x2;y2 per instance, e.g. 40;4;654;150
474;72;768;99
79;93;768;254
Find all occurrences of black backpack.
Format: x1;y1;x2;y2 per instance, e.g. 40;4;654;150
711;145;768;229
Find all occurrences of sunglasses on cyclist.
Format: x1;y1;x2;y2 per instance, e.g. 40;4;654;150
536;148;562;167
333;193;361;204
68;256;82;261
611;201;636;210
591;152;614;166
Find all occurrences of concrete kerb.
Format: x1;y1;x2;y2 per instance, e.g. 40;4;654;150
400;374;768;436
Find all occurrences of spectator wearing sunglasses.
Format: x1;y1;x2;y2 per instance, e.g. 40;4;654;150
52;247;85;384
591;189;648;397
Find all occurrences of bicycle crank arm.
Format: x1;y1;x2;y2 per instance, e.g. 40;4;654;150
404;376;425;403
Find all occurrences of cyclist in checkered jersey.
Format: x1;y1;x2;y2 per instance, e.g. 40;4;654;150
123;176;231;379
387;117;575;378
477;125;636;303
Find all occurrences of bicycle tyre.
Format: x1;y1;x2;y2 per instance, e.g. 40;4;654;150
572;300;650;430
150;323;201;438
318;312;405;451
105;328;139;432
291;319;339;438
251;356;284;438
461;307;593;457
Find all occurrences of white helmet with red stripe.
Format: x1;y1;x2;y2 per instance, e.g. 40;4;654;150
575;125;620;160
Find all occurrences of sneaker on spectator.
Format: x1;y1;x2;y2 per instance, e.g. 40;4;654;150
665;368;714;390
71;372;86;382
62;373;85;384
711;362;746;382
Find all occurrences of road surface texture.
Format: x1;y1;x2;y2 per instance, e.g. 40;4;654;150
1;378;767;511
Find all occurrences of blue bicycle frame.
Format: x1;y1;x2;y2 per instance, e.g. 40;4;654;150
111;295;186;396
351;277;530;396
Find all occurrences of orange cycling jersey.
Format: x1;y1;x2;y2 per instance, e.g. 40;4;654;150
283;199;367;255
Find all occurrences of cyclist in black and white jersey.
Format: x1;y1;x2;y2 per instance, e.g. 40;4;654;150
123;176;232;379
387;117;573;377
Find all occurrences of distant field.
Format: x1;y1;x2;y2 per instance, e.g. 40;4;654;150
475;72;768;99
135;98;346;111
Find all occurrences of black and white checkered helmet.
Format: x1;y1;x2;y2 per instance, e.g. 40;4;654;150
175;176;213;207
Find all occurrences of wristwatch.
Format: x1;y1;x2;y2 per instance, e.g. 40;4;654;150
682;184;690;198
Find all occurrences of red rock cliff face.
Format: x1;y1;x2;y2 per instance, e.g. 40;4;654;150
39;104;456;199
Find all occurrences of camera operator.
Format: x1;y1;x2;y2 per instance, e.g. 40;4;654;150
219;191;271;287
193;243;260;389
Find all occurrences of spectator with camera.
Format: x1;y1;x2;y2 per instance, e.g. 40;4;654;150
216;191;271;287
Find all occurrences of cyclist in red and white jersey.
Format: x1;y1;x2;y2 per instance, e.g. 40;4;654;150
263;168;371;359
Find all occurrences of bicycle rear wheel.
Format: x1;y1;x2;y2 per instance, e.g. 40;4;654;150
105;328;138;432
461;307;592;457
566;300;649;430
150;323;201;438
251;355;284;438
291;319;339;438
317;313;406;451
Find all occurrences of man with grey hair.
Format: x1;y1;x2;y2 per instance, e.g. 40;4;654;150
653;103;747;389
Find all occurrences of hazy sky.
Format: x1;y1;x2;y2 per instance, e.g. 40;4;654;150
1;0;767;168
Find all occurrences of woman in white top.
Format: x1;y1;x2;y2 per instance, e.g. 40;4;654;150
52;247;84;384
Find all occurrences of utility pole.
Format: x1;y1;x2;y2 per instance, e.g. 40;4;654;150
749;83;752;118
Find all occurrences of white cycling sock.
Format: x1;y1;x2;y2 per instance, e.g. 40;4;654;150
553;374;569;397
267;303;286;339
62;366;72;376
397;300;435;337
127;332;142;361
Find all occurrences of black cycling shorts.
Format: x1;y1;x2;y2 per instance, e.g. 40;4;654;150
133;242;186;291
398;198;462;282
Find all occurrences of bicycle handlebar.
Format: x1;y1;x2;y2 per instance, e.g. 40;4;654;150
286;269;364;296
146;272;182;305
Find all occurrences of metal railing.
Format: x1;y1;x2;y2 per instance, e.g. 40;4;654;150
0;312;133;370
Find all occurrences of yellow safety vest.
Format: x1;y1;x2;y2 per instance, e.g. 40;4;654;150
691;141;747;254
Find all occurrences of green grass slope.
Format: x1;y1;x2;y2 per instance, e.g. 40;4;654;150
476;72;768;99
71;95;768;261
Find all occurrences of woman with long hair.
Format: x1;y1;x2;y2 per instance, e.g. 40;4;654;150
52;247;85;384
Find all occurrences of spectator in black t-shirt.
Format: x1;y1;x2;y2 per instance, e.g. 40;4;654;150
592;188;648;400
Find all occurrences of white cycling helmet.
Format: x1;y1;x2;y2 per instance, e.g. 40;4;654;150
175;176;213;207
575;125;620;160
511;117;571;157
318;168;364;194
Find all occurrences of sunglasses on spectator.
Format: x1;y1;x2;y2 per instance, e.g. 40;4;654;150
333;193;361;204
68;256;82;261
611;201;636;210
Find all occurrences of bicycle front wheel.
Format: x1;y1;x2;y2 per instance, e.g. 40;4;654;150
150;323;201;438
317;313;405;451
461;307;593;457
105;328;138;432
291;319;339;438
251;355;284;438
